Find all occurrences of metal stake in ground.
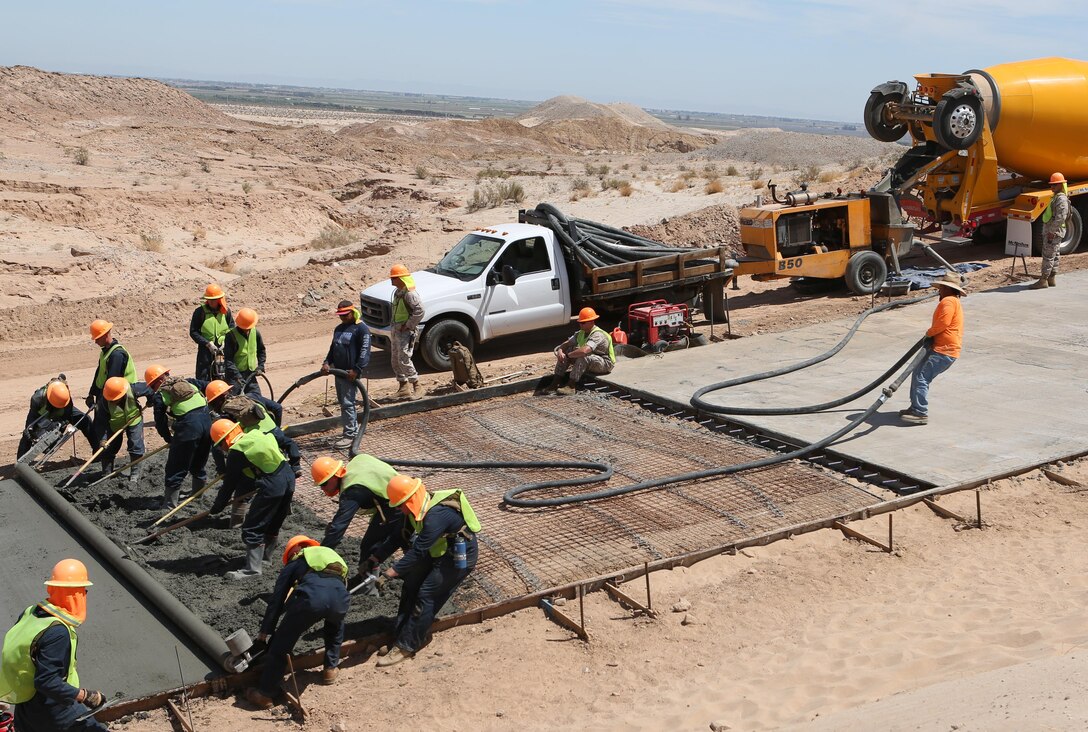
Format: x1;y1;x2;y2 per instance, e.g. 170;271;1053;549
285;654;307;720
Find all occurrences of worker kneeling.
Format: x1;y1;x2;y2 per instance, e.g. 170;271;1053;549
0;559;107;731
375;475;480;668
548;307;615;395
245;536;349;710
209;419;299;580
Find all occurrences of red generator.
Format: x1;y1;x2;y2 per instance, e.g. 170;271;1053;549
626;300;693;352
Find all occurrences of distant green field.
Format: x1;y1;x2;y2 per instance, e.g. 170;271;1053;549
164;78;865;136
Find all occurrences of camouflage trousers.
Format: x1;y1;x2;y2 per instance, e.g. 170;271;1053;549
390;327;418;383
555;354;614;382
1041;234;1061;278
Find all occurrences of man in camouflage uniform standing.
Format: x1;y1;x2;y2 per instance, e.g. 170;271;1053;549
388;264;424;401
1030;172;1071;290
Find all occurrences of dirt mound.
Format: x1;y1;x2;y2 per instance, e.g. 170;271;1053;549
0;65;236;128
519;95;668;129
703;128;901;169
627;203;741;249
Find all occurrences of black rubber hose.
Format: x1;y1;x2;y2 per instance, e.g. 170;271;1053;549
502;349;925;508
276;369;370;456
380;458;613;496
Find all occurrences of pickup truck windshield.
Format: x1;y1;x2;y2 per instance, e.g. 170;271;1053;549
434;234;504;280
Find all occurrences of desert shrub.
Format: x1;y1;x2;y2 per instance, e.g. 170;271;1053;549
585;163;611;177
571;177;592;192
192;226;207;242
619;183;634;197
429;176;441;185
703;163;718;177
466;181;525;212
725;165;739;177
705;178;724;194
241;181;253;194
199;160;211;173
640;163;648;172
751;179;766;190
476;166;509;181
818;171;838;183
71;147;90;166
669;180;687;193
138;231;163;252
205;256;236;273
602;178;630;191
747;167;764;181
800;165;822;182
308;224;358;250
415;165;428;180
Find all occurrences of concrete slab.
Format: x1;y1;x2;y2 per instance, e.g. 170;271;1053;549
604;270;1088;488
0;478;218;698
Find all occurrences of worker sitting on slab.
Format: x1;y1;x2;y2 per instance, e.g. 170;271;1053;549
86;319;136;452
388;265;424;401
189;283;234;381
547;307;615;395
223;307;266;397
16;376;97;461
901;272;966;426
146;364;212;509
209;419;300;580
244;536;350;710
374;475;480;668
0;559;107;731
99;377;153;489
312;454;408;587
321;300;371;449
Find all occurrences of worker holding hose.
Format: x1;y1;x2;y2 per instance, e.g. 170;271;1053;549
244;536;349;709
901;272;966;425
0;559;107;731
1029;172;1071;289
99;377;153;488
16;377;97;462
321;300;371;448
146;364;212;509
86;319;136;452
209;419;299;580
189;284;234;381
548;307;615;394
311;454;407;587
388;265;424;401
223;307;266;397
374;475;480;667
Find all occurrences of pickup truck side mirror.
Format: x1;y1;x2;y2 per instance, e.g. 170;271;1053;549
500;265;519;287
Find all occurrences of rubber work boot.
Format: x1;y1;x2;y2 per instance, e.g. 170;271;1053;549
395;382;412;399
322;666;339;685
262;535;280;562
161;487;181;510
1028;277;1049;289
127;463;143;491
409;382;424;401
376;646;414;668
244;687;274;710
99;458;115;478
1048;272;1057;287
226;545;264;580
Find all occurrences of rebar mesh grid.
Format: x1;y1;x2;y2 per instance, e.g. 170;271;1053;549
294;391;883;611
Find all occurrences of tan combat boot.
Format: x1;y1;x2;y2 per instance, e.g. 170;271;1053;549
395;382;412;398
1048;272;1057;287
322;666;339;685
409;382;424;401
1028;277;1049;290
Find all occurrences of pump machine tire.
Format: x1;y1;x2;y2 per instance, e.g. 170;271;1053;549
420;319;474;371
844;250;888;295
933;91;984;151
1031;205;1084;257
863;91;909;143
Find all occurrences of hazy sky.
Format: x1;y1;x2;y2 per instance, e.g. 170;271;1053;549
3;0;1086;121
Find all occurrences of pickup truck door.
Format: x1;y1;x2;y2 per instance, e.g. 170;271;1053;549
482;236;568;338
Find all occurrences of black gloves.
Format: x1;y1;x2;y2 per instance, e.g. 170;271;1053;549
249;638;268;657
923;336;935;349
81;689;104;708
85;395;96;409
363;555;381;573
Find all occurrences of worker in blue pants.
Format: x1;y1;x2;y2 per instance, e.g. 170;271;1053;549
244;537;349;709
146;364;211;509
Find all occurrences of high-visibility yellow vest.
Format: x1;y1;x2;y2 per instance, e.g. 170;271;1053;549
340;455;397;511
576;325;615;364
230;429;285;475
95;343;136;389
0;604;79;704
300;546;348;580
161;385;206;418
231;328;258;371
107;383;143;432
199;304;230;346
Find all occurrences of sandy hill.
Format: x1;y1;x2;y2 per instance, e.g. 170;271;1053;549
0;66;236;128
518;95;669;130
704;128;902;169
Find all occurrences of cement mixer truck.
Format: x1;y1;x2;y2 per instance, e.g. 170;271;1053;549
733;57;1088;294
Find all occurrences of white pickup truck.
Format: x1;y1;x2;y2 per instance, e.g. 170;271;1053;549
359;207;735;371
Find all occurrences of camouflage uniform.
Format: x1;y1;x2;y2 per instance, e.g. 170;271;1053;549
390;287;423;384
1042;191;1070;279
554;327;615;382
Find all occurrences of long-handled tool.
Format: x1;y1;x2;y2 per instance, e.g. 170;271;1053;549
152;475;223;526
349;572;380;596
134;489;256;545
84;443;168;489
74;692;125;723
60;422;130;491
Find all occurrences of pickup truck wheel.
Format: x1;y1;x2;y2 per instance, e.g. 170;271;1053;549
863;91;908;143
933;93;983;150
1032;206;1083;257
419;320;473;372
844;250;887;295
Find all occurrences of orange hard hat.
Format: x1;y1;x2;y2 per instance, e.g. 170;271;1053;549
102;376;129;402
144;364;169;387
89;319;113;340
390;264;410;278
205;380;232;403
577;307;599;323
46;381;71;409
210;418;242;448
282;535;319;565
203;283;224;300
1050;172;1067;185
44;558;93;588
235;308;258;330
388;474;426;519
311;456;345;487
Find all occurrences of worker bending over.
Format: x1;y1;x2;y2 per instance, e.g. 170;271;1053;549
375;475;480;667
17;377;97;461
388;265;424;401
209;419;299;580
321;300;371;448
548;307;615;394
0;559;106;731
146;364;212;509
901;272;966;425
311;454;406;586
223;307;266;397
99;377;153;487
244;536;349;709
189;284;234;381
86;319;136;450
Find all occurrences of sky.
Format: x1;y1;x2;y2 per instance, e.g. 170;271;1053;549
3;0;1087;121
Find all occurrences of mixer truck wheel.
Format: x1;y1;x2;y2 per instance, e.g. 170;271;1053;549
844;250;887;295
419;319;474;372
933;93;983;150
863;91;908;143
1031;206;1083;257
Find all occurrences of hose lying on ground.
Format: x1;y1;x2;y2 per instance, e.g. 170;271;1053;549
277;368;371;457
